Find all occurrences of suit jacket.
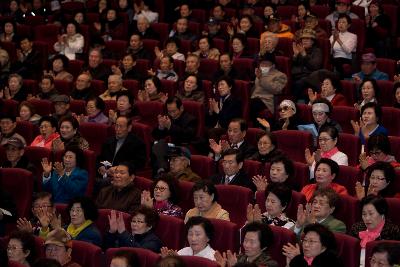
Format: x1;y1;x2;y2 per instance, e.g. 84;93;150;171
211;170;256;192
12;48;42;79
152;111;197;145
237;140;257;159
97;133;146;170
207;95;242;129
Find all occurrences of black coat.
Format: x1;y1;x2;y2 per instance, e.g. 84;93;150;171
83;63;112;82
12;48;42;80
211;169;256;192
97;133;147;170
290;250;344;267
152;111;197;145
207;95;242;129
0;188;17;237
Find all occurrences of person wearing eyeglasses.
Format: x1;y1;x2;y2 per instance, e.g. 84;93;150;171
257;100;301;131
65;197;101;247
358;134;400;172
305;126;348;180
7;230;36;267
30;116;59;149
283;223;344;267
351;196;400;267
141;176;183;218
104;205;162;253
44;228;81;267
356;162;398;200
16;192;57;238
369;243;400;267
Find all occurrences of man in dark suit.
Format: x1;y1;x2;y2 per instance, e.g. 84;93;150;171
12;36;42;80
83;48;112;82
131;15;159;40
211;148;256;191
209;118;256;160
96;115;146;189
152;96;197;174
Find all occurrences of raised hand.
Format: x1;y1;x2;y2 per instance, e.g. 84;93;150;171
116;212;126;234
295;204;307;228
141;190;153;208
221;140;230;152
252;175;268;192
41;158;52;176
209;98;219;113
282;242;301;264
50;214;62;230
154;46;162;58
314;149;321;162
359;152;369;170
108;210;118;233
209;139;222;155
253;204;262;222
304;148;315;166
16;218;33;232
350;120;361;136
355;181;365;200
226;250;237;266
307;88;317;103
214;251;227;267
246;204;254;222
36;208;51;229
256;117;270;130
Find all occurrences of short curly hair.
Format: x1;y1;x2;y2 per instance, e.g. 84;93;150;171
132;205;160;229
67;196;99;222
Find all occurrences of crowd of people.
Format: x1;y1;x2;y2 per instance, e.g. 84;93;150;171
0;0;400;266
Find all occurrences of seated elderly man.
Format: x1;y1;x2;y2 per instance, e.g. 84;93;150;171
0;114;26;145
99;74;128;101
165;146;201;182
96;162;141;214
250;52;287;124
133;15;159;40
1;137;35;172
259;31;283;57
51;95;72;122
352;53;389;82
83;49;112;82
70;73;95;101
295;13;328;40
126;33;152;61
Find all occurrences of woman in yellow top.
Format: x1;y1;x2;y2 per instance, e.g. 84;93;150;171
184;180;230;223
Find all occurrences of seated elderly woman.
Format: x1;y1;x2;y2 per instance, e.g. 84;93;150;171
257;100;301;131
369;243;400;267
305;126;348;179
7;230;36;267
247;184;295;229
41;147;88;204
215;222;278;266
137;76;166;102
356;162;398;200
350;195;400;265
104;206;162;252
351;102;388;145
293;188;346;237
176;74;205;104
109;250;140;267
253;155;296;191
1;73;27;102
184;180;230;223
359;134;400;171
108;91;135;124
308;74;348;106
193;36;220;60
141;175;183;218
354;78;379;111
161;216;216;260
301;158;348;201
30;116;59;149
51;116;89;152
298;98;342;145
65;197;101;246
249;132;283;163
44;54;73;82
78;96;109;124
283;223;344;267
17;101;41;125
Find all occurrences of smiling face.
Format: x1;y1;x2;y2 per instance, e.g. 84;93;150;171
222;154;242;177
239;17;252;32
63;151;77;170
318;131;337;152
0;118;16;135
59;121;76;139
19;105;32;121
337;17;350;32
86;100;99;117
361;81;375;101
320;79;336;98
153;180;171;201
257;135;273;155
232;38;244;53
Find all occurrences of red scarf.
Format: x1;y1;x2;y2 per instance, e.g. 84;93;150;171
359;218;385;248
321;147;339;159
154;200;168;210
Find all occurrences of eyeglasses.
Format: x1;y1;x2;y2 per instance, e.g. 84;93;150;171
302;239;320;245
154;186;168;192
278;106;290;112
318;138;332;143
369;257;390;267
311;199;329;207
369;176;386;181
131;220;145;224
7;246;23;251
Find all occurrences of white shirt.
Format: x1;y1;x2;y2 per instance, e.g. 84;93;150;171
53;33;84;60
309;150;348;179
133;10;159;23
330;31;357;59
178;245;216;261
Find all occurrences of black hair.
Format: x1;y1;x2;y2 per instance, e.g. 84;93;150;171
270;155;295;180
38;115;58;129
185;216;214;241
232;33;248;48
337;13;352;24
87;96;106;112
311;187;339;208
222;148;245;164
65;20;81;34
67;196;98;221
18;101;37;116
319;125;339;140
9;230;36;265
116;90;135;106
322;74;342;93
151;175;180;204
361;102;382;124
144;75;161;92
156;255;186;267
41;74;55;85
230;117;248;131
166;96;183;109
64;146;85;169
303;223;337;251
118;161;136;176
360;195;388;216
165;37;181;49
216;75;234;89
315;158;339;178
265;183;292;211
51;54;70;69
132;205;160;229
242;221;274;250
112;250;140;267
32;192;53;206
256;131;277;147
184;74;202;91
366;161;395;197
371;243;400;265
59;116;79;130
367;134;391;155
191;180;218;202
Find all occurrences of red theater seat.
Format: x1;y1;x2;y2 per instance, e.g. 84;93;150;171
382;107;400;136
178;180;195;214
190;155;216;180
385;197;400;225
337;133;361;166
134;176;153;191
155;215;185;250
335;165;361;196
269;225;297;267
69;100;86;115
15;121;39;145
182;101;205;137
135;101;165;127
71;240;102;267
209;218;240;252
106;247;160;267
180;256;220;267
199;58;219;81
333;195;360;231
331;106;359;134
334;232;361;267
273;130;313;163
79;122;110;155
